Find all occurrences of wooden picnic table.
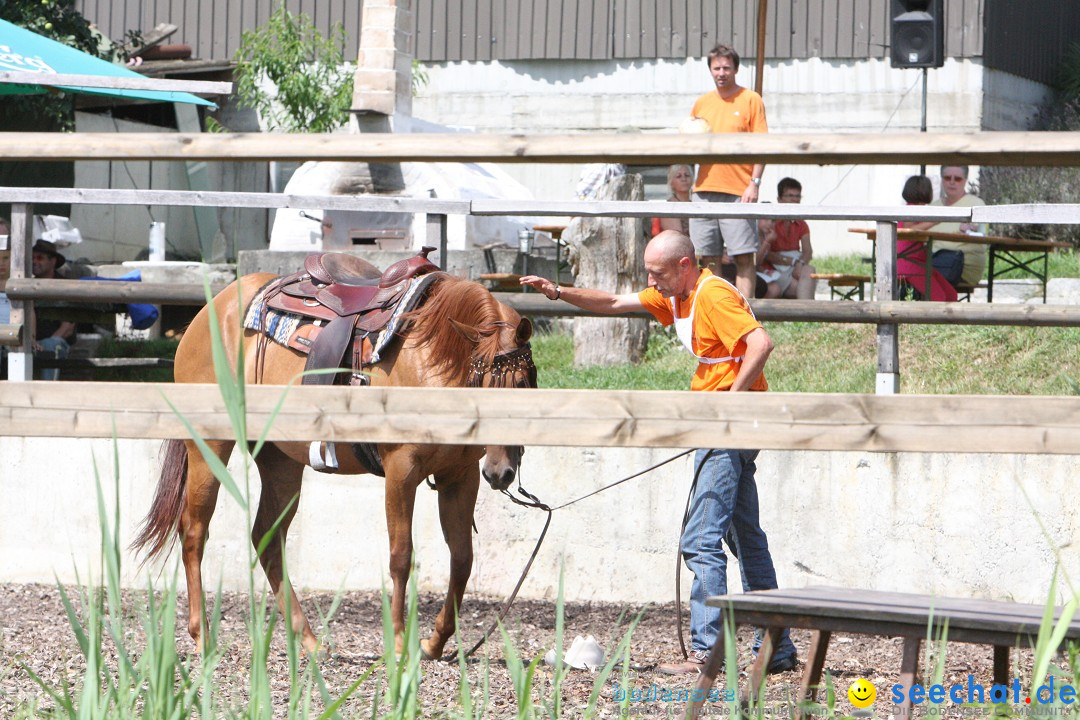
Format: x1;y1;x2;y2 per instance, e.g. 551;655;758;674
685;586;1080;720
852;227;1070;303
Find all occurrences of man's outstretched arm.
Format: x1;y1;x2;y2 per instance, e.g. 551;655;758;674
519;275;645;315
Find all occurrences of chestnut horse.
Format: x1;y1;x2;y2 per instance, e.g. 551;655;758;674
133;271;536;658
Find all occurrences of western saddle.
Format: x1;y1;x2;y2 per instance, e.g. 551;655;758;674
257;246;441;387
250;247;442;475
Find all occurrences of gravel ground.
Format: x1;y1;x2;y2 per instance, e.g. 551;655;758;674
0;582;1052;718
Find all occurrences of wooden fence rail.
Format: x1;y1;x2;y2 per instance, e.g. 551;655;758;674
1;382;1078;455
3;131;1080;165
3;186;1080;224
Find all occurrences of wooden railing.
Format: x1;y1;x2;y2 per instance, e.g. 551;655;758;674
2;131;1079;395
2;381;1077;455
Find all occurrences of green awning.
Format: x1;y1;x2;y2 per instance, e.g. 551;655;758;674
0;19;216;107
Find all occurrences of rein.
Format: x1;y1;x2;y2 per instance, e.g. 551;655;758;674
463;448;694;658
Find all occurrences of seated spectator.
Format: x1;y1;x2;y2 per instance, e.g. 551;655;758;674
756;178;816;299
31;239;75;380
908;165;989;289
652;164;693;237
755;217;783;298
897;176;957;302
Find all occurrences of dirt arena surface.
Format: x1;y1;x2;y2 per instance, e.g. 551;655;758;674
0;583;1054;718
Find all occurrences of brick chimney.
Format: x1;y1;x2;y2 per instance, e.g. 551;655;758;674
352;0;413;118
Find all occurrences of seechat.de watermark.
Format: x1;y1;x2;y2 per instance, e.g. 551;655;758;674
844;676;1079;717
890;676;1078;706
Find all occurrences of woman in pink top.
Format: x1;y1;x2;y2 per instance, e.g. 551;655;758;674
897;176;958;302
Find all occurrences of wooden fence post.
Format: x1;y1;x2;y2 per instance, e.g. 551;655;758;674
427;213;448;270
8;203;32;381
875;220;899;394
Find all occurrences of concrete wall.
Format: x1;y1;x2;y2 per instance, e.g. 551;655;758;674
412;56;1045;258
2;437;1075;608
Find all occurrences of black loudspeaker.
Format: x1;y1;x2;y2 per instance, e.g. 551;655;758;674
890;0;944;69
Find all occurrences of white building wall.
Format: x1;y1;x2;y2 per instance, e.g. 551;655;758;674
413;56;1041;258
2;438;1075;610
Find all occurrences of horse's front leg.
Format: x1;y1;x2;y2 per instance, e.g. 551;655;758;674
384;453;421;655
252;444;318;653
423;466;481;660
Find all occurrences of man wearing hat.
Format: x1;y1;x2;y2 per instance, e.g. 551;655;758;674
31;239;75;380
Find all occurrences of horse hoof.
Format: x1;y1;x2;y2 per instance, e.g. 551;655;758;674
420;639;442;661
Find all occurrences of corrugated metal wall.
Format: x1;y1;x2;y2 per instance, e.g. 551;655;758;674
417;0;984;62
76;0;363;62
983;0;1080;87
78;0;993;65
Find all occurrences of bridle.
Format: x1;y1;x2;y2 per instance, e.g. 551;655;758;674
465;320;538;390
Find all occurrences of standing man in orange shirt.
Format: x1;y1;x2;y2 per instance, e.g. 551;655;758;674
688;44;768;299
519;230;798;677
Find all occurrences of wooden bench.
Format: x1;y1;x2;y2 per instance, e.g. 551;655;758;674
953;282;988;302
811;273;871;301
478;272;523;292
685;586;1080;720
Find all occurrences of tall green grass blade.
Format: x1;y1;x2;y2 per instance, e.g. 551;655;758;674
160;393;247;508
250;367;343;459
200;273;248;447
584;607;644;717
456;615;475;719
252;493;300;568
316;660;380;720
1029;572;1079;703
498;619;540;720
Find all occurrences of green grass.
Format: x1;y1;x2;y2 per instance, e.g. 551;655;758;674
534;323;1080;395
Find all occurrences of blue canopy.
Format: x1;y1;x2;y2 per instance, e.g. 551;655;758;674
0;19;215;107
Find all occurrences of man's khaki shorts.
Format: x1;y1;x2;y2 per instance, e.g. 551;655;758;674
689;191;758;257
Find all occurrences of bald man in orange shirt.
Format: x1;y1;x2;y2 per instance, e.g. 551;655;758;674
519;230;798;677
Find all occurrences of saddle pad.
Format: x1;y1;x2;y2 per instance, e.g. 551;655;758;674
244;289;303;346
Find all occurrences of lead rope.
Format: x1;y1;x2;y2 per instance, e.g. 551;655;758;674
464;448;694;657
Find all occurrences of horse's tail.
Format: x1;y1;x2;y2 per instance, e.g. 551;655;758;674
131;439;188;562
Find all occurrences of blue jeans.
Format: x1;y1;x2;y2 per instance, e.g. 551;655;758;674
36;336;69;381
682;448;796;660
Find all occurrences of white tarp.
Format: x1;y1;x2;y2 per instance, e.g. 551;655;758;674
269;119;538;253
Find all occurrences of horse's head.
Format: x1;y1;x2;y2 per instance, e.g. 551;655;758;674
456;310;537;490
404;277;538;490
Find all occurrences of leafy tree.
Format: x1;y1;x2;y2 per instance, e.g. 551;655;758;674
0;0;111;57
233;4;352;133
0;0;123;215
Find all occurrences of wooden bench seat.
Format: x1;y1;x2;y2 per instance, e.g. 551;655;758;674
686;586;1080;719
954;281;989;301
478;272;523;292
811;273;872;301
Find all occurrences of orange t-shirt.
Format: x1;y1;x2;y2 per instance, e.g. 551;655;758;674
691;87;768;196
638;270;768;392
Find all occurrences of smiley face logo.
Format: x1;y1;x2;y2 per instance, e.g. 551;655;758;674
848;678;876;708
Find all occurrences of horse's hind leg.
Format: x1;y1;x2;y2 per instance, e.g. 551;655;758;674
423;467;481;660
179;438;232;651
384;455;422;655
252;444;318;653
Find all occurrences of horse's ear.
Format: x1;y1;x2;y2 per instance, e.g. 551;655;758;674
516;317;533;344
449;317;483;343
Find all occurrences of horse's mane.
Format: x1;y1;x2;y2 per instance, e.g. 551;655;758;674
402;275;505;386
